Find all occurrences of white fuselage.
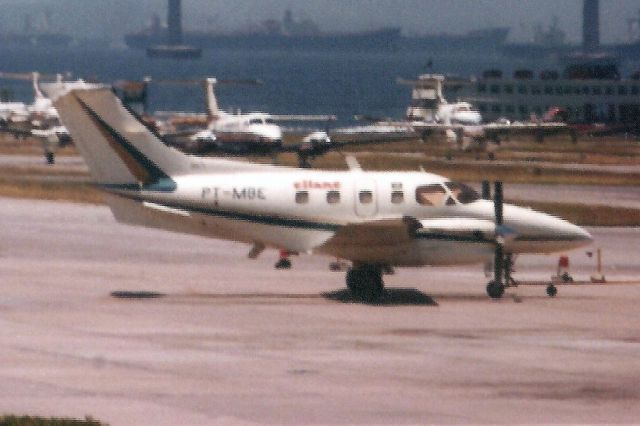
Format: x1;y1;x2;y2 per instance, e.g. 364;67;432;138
112;168;591;267
208;112;283;148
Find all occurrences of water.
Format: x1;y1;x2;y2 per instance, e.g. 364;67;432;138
0;46;637;126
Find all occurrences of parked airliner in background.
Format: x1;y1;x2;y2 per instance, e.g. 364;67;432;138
45;82;592;301
0;72;77;163
133;77;336;154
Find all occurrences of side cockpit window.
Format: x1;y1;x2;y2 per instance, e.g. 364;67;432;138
445;182;480;204
415;184;447;206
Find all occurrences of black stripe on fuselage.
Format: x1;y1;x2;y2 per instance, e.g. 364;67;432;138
104;189;508;243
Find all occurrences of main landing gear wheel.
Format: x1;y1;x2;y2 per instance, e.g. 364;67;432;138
486;281;505;299
274;258;292;269
346;265;384;303
546;284;558;297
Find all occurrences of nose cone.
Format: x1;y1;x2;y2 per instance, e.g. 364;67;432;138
502;204;593;254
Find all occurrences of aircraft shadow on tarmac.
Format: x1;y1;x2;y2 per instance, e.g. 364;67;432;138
110;288;439;306
322;288;439;306
110;288;506;306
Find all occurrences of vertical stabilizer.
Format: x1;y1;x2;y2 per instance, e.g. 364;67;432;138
48;84;192;186
32;72;45;101
204;77;220;119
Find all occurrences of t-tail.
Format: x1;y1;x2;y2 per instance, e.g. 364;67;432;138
44;82;262;231
48;84;192;190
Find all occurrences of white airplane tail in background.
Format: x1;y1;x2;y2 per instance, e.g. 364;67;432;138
204;77;221;119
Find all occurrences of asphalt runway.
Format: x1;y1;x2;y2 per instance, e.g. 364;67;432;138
1;197;640;424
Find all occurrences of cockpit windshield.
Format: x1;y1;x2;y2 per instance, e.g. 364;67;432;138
444;182;481;204
264;118;276;124
249;118;263;125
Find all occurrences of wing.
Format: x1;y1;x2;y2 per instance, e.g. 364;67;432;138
322;216;496;250
282;127;417;167
317;216;497;264
482;122;568;140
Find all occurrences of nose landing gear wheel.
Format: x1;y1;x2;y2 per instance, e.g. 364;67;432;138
486;281;505;299
546;284;558;297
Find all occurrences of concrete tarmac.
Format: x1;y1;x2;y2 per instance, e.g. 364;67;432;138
1;197;640;424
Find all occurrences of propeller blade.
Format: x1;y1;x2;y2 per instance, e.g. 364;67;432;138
494;181;503;227
481;180;491;200
493;180;505;285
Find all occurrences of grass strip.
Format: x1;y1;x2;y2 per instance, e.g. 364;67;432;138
509;200;640;227
0;178;103;205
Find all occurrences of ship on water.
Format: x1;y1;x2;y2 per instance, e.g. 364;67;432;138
126;9;402;52
0;9;71;49
501;1;640;59
402;27;509;53
126;7;509;53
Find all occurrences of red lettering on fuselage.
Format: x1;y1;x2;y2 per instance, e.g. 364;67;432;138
294;180;341;190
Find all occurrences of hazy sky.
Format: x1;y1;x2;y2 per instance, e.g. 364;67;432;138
1;0;639;43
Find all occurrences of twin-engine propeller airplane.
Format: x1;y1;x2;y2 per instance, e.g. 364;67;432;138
45;82;593;301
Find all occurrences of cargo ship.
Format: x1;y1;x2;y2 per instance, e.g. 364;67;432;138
402;27;509;53
0;32;72;48
126;10;402;52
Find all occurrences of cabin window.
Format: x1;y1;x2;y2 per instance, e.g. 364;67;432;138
478;83;487;93
605;87;613;95
490;85;500;94
249;118;263;125
359;190;373;204
265;118;275;124
631;86;639;95
582;86;590;95
518;85;527;94
555;86;563;95
592;86;602;95
391;191;404;204
505;105;515;114
445;182;480;205
326;191;340;204
415;184;447;206
544;86;553;95
295;191;309;204
531;86;541;95
504;85;513;94
618;86;628;95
